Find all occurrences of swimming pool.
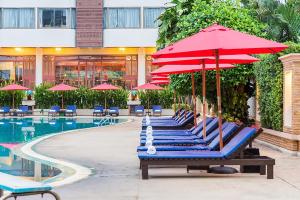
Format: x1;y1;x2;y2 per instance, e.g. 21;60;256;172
0;117;125;180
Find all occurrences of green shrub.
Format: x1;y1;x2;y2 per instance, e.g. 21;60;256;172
138;87;174;109
0;81;24;108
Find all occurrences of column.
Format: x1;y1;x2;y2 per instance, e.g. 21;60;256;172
138;47;146;85
34;161;42;182
279;53;300;134
35;48;43;86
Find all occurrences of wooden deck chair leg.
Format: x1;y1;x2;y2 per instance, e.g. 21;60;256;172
141;163;149;180
260;165;266;175
267;164;274;179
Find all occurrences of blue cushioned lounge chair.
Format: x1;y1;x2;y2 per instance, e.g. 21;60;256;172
146;108;183;121
135;106;145;116
138;127;275;179
109;107;119;116
0;172;60;200
138;122;239;151
48;106;60;117
93;106;104;116
152;105;162;116
0;106;10;117
140;117;213;137
142;110;187;123
65;105;77;117
16;106;29;117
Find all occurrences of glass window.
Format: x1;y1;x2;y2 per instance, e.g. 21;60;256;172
1;8;35;28
104;8;140;28
144;8;164;28
39;8;73;28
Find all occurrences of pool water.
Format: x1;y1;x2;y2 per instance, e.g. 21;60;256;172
0;117;124;179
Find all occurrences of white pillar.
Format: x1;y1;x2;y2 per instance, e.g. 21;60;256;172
35;48;43;86
138;48;146;85
34;161;42;182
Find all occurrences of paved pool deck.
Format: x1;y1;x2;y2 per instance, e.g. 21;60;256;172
23;117;300;200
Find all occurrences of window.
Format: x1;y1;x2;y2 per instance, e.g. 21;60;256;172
104;8;140;28
143;8;164;28
1;8;35;28
39;8;76;28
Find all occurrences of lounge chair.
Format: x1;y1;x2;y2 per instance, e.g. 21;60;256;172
135;106;145;116
16;106;29;117
93;106;104;116
140;117;220;145
0;106;10;116
138;127;275;179
48;106;60;117
109;107;119;116
0;172;60;200
142;112;199;130
152;105;162;116
138;122;240;151
65;105;77;117
143;109;186;123
147;108;183;121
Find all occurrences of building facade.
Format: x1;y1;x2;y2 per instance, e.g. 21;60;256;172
0;0;170;89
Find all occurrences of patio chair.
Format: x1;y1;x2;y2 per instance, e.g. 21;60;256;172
0;172;60;200
140;117;220;146
143;109;185;123
93;106;104;116
135;106;145;116
137;122;240;151
65;105;77;117
142;112;200;130
142;111;193;126
138;127;275;179
109;107;119;116
16;106;29;117
48;106;60;117
152;105;162;116
0;106;10;117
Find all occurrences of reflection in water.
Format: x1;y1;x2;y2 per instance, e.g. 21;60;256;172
0;117;122;180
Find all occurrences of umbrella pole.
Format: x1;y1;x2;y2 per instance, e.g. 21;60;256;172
178;95;181;117
215;50;223;149
191;73;197;127
173;90;177;115
61;92;64;109
13;91;15;110
202;61;207;139
184;96;187;119
105;96;107;113
148;96;150;114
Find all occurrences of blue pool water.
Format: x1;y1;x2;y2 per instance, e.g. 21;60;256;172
0;117;125;179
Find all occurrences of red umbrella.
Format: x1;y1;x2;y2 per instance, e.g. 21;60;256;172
153;24;287;149
0;84;29;109
151;76;169;81
150;80;170;85
48;83;77;108
134;83;163;113
152;55;259;65
91;83;120;111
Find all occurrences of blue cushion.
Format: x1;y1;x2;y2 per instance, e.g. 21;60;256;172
140;139;203;145
221;127;256;158
0;172;52;193
137;145;210;151
138;151;223;159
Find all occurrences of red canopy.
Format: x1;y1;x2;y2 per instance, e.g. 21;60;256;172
151;76;170;81
152;24;288;58
91;83;120;90
151;64;234;75
0;84;29;91
150;80;170;85
48;83;77;91
152;54;259;66
134;83;164;90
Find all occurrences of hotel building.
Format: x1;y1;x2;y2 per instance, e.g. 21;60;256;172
0;0;170;89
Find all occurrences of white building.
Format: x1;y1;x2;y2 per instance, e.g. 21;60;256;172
0;0;170;88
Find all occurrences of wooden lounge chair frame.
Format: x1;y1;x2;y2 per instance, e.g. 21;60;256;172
140;128;275;180
0;190;60;200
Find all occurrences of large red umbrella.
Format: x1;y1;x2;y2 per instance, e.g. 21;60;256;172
48;83;77;108
0;84;29;109
134;83;163;113
150;80;170;85
153;24;287;149
91;83;120;111
151;76;169;81
152;54;258;135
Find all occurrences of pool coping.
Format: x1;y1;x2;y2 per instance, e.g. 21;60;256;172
11;117;133;188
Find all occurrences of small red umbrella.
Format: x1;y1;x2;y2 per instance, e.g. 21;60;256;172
0;84;29;109
150;80;170;85
134;83;163;113
151;76;169;81
48;83;77;108
153;24;287;149
91;83;120;111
